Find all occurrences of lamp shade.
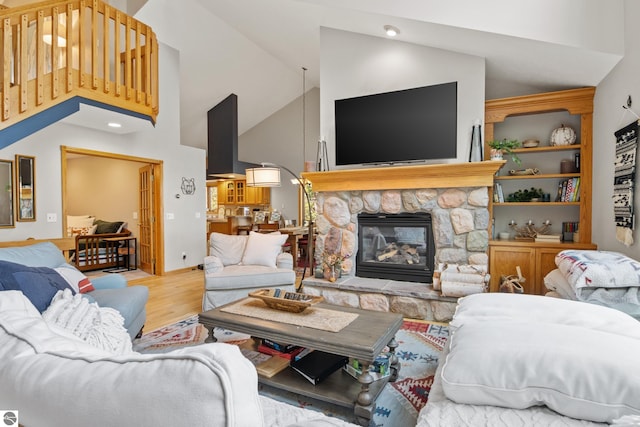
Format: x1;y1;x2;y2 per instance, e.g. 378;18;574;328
246;167;281;187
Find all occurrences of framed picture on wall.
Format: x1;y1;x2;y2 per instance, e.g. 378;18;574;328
16;154;35;221
0;159;14;228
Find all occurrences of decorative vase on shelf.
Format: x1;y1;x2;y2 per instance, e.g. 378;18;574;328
468;120;483;162
490;148;504;161
324;266;340;282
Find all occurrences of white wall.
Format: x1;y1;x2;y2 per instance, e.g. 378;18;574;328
591;0;640;258
309;0;623;56
319;28;485;169
0;43;207;272
239;87;320;222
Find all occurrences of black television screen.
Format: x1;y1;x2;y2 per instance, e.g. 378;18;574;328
335;82;457;166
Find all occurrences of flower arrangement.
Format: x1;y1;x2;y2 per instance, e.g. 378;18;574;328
320;251;350;282
322;251;349;270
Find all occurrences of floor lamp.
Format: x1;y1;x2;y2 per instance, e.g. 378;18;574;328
245;163;314;288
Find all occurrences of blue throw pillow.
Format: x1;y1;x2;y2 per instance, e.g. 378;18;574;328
0;260;74;313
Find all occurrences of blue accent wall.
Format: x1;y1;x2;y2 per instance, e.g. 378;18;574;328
0;97;154;150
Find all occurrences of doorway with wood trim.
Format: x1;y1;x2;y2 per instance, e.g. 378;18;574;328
61;146;164;275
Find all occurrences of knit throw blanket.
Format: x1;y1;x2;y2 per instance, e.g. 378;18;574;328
614;121;639;246
43;289;132;354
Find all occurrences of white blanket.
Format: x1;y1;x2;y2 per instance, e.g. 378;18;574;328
554;251;640;316
43;289;132;354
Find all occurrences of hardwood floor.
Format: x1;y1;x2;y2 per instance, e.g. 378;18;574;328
130;267;305;333
130;268;205;332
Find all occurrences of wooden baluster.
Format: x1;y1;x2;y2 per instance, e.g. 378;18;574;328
36;10;44;105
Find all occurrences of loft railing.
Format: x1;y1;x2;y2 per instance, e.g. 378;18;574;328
0;0;158;131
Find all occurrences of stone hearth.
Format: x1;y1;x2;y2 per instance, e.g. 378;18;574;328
301;161;503;322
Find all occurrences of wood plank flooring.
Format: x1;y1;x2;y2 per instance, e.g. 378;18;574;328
131;266;307;332
130;269;205;332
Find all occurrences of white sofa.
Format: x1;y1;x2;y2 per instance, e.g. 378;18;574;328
203;232;296;310
0;290;358;427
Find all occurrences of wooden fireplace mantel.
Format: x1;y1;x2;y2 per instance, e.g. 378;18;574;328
301;161;505;192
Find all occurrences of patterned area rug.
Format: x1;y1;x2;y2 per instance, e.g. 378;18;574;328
133;316;449;426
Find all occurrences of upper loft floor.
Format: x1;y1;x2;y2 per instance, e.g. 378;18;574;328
0;0;158;149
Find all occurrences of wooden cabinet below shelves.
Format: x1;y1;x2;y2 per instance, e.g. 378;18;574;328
488;240;596;295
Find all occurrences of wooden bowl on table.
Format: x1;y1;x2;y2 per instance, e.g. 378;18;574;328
248;289;324;313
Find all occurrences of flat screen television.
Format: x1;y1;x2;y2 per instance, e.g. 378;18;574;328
334;81;457;166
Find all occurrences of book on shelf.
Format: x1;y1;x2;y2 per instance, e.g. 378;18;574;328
261;338;299;353
534;234;562;243
240;348;289;378
254;354;291;378
289;350;349;385
493;182;504;203
257;343;305;361
343;354;391;381
557;177;580;202
240;348;272;366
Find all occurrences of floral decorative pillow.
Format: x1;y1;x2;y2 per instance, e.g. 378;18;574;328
70;225;98;236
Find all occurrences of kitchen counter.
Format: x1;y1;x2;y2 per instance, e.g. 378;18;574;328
207;216;253;235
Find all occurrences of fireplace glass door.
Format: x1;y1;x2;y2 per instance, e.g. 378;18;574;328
357;213;435;283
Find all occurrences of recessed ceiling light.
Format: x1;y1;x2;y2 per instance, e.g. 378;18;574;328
384;25;399;37
108;122;122;128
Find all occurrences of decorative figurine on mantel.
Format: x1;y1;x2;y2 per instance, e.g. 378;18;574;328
509;220;552;240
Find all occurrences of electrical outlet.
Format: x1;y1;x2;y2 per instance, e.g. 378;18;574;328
182;252;186;260
46;213;57;222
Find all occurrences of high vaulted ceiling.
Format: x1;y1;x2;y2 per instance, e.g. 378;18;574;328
5;0;626;149
138;0;624;150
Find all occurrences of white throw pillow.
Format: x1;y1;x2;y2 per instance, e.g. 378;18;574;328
241;231;287;268
441;320;640;423
209;232;248;266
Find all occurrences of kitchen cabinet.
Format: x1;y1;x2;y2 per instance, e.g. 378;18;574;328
217;180;270;205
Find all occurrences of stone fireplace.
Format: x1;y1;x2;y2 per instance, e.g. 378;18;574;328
300;161;503;322
357;212;435;283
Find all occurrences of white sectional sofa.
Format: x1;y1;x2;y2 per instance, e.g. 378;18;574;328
0;290;358;427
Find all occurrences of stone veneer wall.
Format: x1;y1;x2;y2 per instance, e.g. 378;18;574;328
313;186;491;276
303;186;490;322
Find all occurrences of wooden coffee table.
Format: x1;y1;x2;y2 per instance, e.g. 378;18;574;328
199;299;403;426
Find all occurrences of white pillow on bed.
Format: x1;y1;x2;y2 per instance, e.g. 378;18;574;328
441;320;640;423
449;293;640;340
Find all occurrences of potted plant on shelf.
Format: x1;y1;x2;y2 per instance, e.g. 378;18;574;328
488;139;521;165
